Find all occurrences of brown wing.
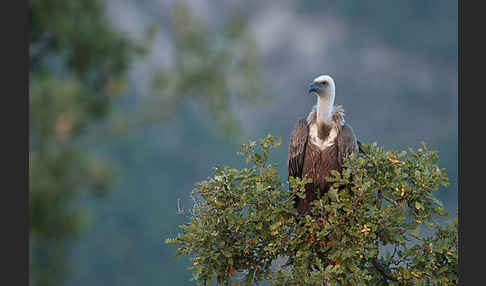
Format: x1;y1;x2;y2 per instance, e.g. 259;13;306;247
337;123;359;167
288;119;309;180
288;119;309;211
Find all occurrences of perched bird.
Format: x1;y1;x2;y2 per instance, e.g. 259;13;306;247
288;75;359;215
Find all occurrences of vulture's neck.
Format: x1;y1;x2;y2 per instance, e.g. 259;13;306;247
316;96;334;127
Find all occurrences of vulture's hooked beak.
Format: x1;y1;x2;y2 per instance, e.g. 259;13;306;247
309;82;322;94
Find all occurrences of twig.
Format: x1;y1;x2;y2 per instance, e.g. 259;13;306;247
176;198;185;215
372;257;397;282
388;245;398;267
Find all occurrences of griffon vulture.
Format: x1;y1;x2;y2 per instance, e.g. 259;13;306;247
288;75;359;214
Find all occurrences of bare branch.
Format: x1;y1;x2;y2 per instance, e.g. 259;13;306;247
372;257;397;282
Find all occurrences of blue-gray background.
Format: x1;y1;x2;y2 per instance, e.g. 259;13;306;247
63;1;457;285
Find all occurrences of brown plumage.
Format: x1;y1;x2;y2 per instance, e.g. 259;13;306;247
288;75;359;215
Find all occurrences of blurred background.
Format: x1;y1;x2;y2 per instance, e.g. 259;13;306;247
29;1;457;285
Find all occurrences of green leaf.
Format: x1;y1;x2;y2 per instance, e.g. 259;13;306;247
415;202;423;210
330;170;341;178
270;221;282;231
437;266;448;274
328;188;339;201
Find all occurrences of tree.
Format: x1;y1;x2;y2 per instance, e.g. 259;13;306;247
105;2;264;138
167;135;458;285
29;1;145;285
29;1;263;285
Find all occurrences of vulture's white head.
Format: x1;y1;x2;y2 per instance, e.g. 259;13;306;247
309;74;336;125
309;74;335;104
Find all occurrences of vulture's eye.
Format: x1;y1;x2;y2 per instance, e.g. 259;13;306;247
321;81;327;86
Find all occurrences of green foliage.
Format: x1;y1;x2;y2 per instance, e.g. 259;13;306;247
29;1;143;285
29;1;264;285
147;2;264;136
167;136;457;285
